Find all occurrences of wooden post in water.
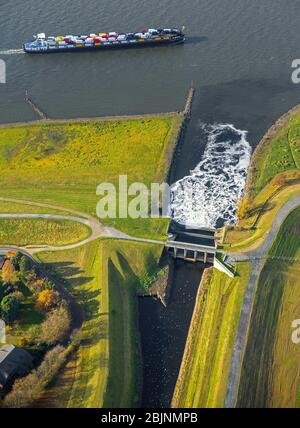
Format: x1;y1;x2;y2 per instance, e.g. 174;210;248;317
25;91;48;120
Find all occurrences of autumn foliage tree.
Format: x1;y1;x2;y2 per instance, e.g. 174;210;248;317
35;289;59;313
1;259;19;287
39;304;71;345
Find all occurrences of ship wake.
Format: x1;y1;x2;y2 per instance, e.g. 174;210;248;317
0;49;25;55
171;123;252;229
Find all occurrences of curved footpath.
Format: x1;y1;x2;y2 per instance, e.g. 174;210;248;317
0;197;164;254
225;194;300;408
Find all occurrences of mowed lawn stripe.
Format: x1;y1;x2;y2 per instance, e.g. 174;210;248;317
172;263;250;408
237;207;300;408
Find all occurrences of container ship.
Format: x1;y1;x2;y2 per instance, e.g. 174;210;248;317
23;27;185;53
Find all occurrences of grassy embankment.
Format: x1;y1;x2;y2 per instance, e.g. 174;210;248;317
36;239;163;408
0;218;90;246
0;116;182;240
0;116;180;407
172;263;251;408
222;109;300;251
237;207;300;408
220;107;300;408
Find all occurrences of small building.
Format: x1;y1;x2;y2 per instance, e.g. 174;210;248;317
0;344;33;393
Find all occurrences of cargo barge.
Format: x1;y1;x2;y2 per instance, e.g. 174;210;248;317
23;27;185;53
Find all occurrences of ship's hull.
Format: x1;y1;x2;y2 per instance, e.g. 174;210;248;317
24;36;185;54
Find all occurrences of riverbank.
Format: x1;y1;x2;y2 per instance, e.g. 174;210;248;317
222;106;300;408
222;104;300;252
172;262;251;408
0;112;181;129
0;115;181;240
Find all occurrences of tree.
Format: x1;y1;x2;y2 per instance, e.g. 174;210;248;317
1;260;19;287
18;255;31;282
39;304;71;345
3;345;67;408
11;252;24;271
0;294;20;323
35;289;59;313
0;279;5;301
24;269;40;295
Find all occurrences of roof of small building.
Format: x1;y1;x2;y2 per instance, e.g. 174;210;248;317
0;345;33;388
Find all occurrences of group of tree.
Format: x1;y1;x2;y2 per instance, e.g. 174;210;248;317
2;345;68;408
0;252;58;325
0;258;25;323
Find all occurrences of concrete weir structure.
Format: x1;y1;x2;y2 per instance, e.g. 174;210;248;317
166;221;217;264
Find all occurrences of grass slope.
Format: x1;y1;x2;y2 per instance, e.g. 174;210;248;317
0;218;90;246
0;117;181;239
36;239;163;408
223;109;300;252
237;207;300;408
172;263;251;408
249;112;300;196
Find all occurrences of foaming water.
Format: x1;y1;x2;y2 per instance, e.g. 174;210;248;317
171;123;252;228
0;49;25;55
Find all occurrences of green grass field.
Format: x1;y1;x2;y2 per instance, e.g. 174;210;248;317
36;239;163;408
0;218;90;246
0;117;181;239
0;200;73;216
172;262;251;408
249;113;300;197
237;207;300;408
223;110;300;252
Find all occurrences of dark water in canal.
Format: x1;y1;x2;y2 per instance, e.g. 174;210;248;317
139;261;203;408
1;0;300;408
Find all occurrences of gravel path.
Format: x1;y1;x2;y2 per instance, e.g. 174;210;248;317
225;194;300;408
0;197;164;254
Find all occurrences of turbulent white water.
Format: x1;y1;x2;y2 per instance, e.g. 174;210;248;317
0;49;24;55
171;123;252;229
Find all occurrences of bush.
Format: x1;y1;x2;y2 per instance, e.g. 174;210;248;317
1;259;19;287
39;303;71;345
3;345;67;408
0;294;20;323
35;289;59;313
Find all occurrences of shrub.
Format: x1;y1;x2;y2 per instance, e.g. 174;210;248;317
1;260;19;287
39;303;71;345
35;289;59;313
0;294;20;323
3;345;67;408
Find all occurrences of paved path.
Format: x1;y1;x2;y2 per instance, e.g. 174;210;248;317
225;195;300;408
0;197;165;254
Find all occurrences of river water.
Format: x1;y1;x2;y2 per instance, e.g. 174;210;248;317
1;0;300;408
